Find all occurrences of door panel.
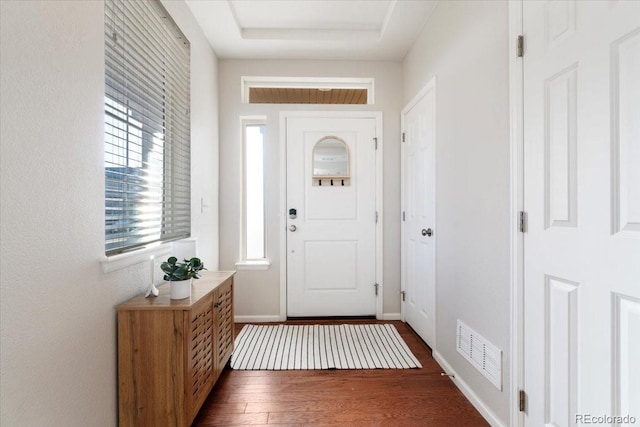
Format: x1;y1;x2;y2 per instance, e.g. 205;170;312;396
523;1;640;425
304;241;357;290
286;116;377;317
402;81;436;348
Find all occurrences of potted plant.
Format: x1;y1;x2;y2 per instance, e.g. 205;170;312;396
161;256;205;299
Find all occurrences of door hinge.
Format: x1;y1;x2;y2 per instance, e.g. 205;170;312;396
519;211;527;233
375;211;379;223
373;137;378;150
402;211;406;222
517;35;524;58
400;290;406;302
374;283;379;296
519;390;526;412
402;132;405;142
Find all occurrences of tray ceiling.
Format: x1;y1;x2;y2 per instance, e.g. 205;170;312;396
185;0;438;61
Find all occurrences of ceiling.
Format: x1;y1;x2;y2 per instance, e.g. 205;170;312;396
185;0;438;61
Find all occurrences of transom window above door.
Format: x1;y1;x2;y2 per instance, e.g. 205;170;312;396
241;76;374;104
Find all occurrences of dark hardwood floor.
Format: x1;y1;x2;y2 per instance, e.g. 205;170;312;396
193;320;489;426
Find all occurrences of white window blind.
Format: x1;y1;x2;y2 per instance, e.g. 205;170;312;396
104;0;190;256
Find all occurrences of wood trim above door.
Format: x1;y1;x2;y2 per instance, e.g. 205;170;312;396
278;111;384;321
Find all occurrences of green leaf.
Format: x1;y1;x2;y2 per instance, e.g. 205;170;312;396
160;262;173;274
174;265;189;280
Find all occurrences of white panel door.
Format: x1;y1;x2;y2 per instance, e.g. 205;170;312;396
401;81;436;348
286;116;377;317
523;1;640;426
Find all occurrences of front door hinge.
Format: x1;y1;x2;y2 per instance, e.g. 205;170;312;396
519;211;527;233
402;211;406;222
373;137;378;150
517;35;524;58
400;290;406;302
375;211;379;223
402;132;405;143
374;283;379;296
519;390;526;412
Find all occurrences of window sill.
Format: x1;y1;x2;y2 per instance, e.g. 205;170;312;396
235;260;271;271
101;243;171;274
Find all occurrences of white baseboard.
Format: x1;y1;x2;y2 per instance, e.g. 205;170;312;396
234;315;282;323
380;312;402;321
433;351;506;427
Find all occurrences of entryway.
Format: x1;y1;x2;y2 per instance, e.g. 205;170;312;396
193;320;489;426
283;112;383;318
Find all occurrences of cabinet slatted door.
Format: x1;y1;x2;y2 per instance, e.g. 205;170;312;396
187;294;214;424
214;279;234;380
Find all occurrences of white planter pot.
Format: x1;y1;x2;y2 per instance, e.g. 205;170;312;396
170;279;192;300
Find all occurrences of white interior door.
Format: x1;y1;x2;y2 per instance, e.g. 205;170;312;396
286;115;378;317
401;80;436;347
523;1;640;425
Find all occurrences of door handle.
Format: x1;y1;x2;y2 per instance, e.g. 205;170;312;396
421;228;433;237
289;225;297;232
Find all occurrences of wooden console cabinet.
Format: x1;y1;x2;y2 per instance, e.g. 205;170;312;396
116;271;235;427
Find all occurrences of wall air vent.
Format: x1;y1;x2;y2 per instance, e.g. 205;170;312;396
456;320;502;390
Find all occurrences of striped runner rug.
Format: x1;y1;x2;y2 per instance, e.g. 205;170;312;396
231;324;422;370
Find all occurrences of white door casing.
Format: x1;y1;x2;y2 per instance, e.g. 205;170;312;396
401;79;437;348
284;113;382;317
522;2;640;426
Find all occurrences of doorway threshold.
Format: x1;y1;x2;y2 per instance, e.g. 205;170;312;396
286;315;376;322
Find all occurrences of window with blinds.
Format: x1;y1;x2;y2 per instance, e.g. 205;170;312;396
104;0;191;256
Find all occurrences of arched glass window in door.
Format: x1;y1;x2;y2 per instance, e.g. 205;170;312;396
312;136;350;186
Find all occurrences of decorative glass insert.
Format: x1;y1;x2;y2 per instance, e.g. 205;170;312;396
312;136;350;186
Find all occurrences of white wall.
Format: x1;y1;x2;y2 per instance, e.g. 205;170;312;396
218;59;403;319
163;1;220;267
403;1;511;424
0;1;219;425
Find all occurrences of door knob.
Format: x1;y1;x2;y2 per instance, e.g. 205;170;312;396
289;225;297;232
421;228;433;237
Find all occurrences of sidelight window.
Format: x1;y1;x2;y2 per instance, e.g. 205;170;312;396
241;118;266;261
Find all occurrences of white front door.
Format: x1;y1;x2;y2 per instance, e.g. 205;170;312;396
286;115;378;317
523;1;640;425
401;80;436;348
